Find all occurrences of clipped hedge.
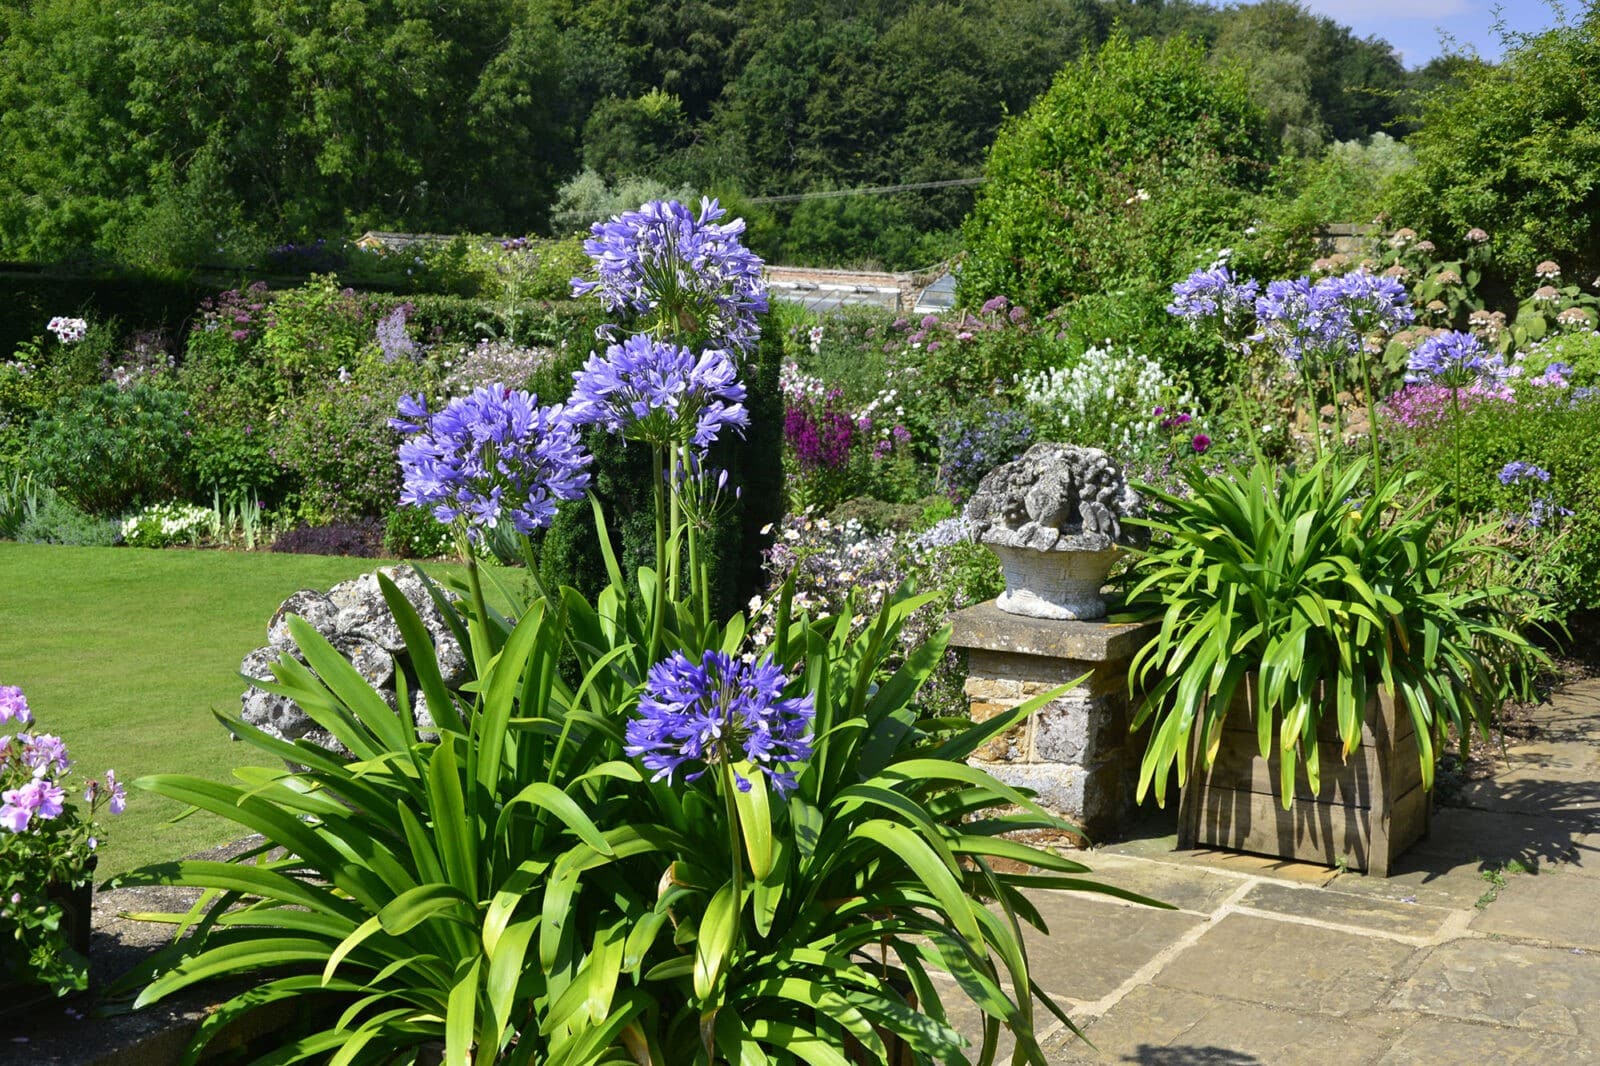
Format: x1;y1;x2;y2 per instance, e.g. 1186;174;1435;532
0;268;207;356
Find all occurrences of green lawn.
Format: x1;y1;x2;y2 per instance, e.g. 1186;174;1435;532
0;543;481;876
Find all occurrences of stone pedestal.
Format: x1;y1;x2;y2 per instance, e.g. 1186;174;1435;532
949;600;1155;842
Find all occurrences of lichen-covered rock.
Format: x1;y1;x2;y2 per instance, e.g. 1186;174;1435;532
332;636;395;689
267;590;338;651
238;564;466;752
965;443;1145;553
240;685;313;742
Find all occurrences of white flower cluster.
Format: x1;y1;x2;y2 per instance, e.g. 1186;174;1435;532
46;317;87;344
855;386;907;437
1018;345;1195;454
121;502;217;548
779;360;825;403
746;513;901;650
442;339;557;397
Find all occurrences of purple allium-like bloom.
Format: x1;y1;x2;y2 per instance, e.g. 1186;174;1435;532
979;295;1009;315
0;686;30;725
1528;498;1574;528
625;650;814;795
1531;362;1573;388
566;335;748;450
1499;461;1552;485
1191;433;1211;454
570;198;768;351
1167;266;1259;324
1;777;67;832
1405;331;1506;388
375;305;417;363
391;385;591;538
669;453;743;529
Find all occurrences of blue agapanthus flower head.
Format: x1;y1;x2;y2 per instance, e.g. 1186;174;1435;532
1317;270;1415;336
566;334;749;450
571;198;768;352
1405;331;1506;388
1499;460;1552;486
1166;266;1259;324
625;650;814;796
1253;277;1345;362
391;385;591;538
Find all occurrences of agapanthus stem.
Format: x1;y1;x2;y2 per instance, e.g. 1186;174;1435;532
669;447;683;605
651;445;669;661
1231;380;1267;469
460;524;496;677
1303;372;1324;466
1450;385;1464;530
719;757;745;956
518;534;554;609
1357;346;1384;497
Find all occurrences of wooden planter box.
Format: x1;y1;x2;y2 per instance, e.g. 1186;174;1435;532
1177;686;1430;876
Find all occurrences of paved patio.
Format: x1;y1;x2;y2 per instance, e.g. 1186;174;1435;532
20;684;1599;1064
966;677;1600;1064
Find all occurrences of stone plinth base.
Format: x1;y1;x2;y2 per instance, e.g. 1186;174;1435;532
949;600;1155;842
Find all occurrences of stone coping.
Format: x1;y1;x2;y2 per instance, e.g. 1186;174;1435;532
949;600;1156;663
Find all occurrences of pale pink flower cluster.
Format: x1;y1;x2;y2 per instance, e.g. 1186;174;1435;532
1382;382;1513;433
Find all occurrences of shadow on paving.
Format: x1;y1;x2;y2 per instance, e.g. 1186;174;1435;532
1122;1048;1260;1065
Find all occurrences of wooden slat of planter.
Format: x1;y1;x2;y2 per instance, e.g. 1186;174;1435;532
1183;778;1428;875
1203;733;1424;806
1179;687;1431;875
1220;689;1416;744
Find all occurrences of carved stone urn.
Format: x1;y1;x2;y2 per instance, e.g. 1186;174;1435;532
964;443;1145;621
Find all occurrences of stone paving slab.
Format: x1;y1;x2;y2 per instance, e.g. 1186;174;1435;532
1450;766;1600;820
1049;986;1395;1064
1470;867;1600;949
1151;913;1417;1016
1020;892;1211;1002
999;677;1600;1064
1234;879;1456;940
1313;851;1495;911
1404;805;1593;873
1074;852;1247;915
1386;938;1600;1038
1373;1016;1599;1064
1565;826;1600;877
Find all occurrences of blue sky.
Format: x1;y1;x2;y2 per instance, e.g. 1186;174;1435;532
1298;0;1572;68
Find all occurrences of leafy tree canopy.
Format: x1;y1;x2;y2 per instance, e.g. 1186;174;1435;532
960;31;1275;310
1385;9;1600;290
